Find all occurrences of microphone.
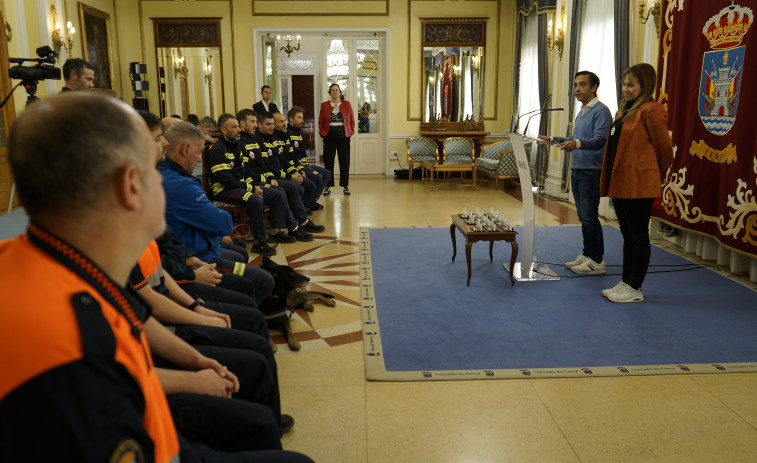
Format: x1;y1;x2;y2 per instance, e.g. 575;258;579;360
511;108;543;133
523;108;564;138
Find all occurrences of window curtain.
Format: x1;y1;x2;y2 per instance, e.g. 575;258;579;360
560;0;585;192
577;0;618;115
534;14;550;188
614;0;630;103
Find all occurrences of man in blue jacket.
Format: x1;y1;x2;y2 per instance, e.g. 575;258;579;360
540;71;612;275
160;120;274;302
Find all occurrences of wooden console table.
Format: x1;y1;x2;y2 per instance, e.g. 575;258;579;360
450;214;518;286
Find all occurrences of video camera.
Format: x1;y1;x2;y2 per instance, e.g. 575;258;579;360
3;46;62;107
9;45;61;82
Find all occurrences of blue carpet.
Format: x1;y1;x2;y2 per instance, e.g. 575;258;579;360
361;226;757;380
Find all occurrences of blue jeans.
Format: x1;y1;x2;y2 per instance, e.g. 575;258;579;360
571;169;604;262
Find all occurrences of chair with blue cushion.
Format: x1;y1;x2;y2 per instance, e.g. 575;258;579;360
475;138;518;190
406;137;439;181
442;137;475;164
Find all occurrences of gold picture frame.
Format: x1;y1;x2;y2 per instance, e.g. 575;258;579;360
78;2;114;92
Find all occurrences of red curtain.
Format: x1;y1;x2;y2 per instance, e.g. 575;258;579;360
654;1;757;258
441;56;455;121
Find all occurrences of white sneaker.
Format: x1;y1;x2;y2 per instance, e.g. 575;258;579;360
602;281;630;298
607;285;644;303
565;254;589;268
571;258;606;275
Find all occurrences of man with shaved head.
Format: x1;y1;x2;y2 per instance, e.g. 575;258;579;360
0;92;179;461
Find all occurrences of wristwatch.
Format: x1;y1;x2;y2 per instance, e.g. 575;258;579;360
188;298;205;310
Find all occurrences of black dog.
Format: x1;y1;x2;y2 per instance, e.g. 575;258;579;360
259;257;336;351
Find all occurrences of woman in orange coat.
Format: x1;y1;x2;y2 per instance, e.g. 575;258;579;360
599;63;673;303
318;83;355;195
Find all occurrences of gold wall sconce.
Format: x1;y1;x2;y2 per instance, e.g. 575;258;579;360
277;34;301;57
547;6;565;59
204;57;212;83
50;5;75;56
174;53;188;78
639;0;661;38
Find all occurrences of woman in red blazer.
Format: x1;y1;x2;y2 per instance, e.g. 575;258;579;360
318;83;355;195
599;63;673;303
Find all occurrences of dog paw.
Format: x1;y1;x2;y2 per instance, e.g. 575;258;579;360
289;341;302;351
303;302;316;312
324;299;337;307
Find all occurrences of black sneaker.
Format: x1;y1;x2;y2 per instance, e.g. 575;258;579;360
300;220;325;233
251;241;277;256
323;187;331;196
289;227;314;242
267;232;296;244
280;414;295;435
343;186;350;195
309;201;324;211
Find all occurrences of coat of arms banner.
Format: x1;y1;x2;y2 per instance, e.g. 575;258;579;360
654;1;756;258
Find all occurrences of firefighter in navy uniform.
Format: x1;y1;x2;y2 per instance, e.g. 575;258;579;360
249;111;325;235
205;113;289;254
286;105;331;210
272;111;318;210
237;109;315;242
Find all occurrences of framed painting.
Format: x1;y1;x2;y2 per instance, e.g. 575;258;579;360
78;3;114;91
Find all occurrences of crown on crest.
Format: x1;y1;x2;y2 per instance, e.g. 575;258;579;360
702;2;753;50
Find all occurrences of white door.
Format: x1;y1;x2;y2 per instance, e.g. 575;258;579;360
324;35;384;174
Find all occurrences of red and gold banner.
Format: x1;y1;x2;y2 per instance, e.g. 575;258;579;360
654;1;757;257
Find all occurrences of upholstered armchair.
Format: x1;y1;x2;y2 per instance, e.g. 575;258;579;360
442;137;475;165
406;137;439;181
475;138;518;190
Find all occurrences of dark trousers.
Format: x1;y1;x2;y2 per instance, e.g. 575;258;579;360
181;282;268;337
274;178;308;223
298;176;317;206
261;184;297;231
215;188;267;241
304;165;331;200
571;169;604;262
169;393;280;452
613;197;654;290
211;256;275;304
178;432;314;462
159;327;281;427
323;136;350;187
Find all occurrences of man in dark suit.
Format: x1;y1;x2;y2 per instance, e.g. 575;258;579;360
252;85;279;115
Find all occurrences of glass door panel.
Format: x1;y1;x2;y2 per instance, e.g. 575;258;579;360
356;39;380;134
326;38;350;101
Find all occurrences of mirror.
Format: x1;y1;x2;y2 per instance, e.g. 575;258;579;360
422;46;483;123
153;18;224;119
419;18;486;129
156;47;221;119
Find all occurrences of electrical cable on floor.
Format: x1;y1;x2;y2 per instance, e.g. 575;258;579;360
531;263;709;279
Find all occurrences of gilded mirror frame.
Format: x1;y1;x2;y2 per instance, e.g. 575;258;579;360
420;18;486;131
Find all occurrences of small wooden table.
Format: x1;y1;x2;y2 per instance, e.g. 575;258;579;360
422;160;476;191
449;214;519;286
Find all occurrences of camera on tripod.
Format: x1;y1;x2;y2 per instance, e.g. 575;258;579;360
4;46;62;106
9;46;61;82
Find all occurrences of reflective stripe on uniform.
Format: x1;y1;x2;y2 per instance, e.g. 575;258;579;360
232;262;246;276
